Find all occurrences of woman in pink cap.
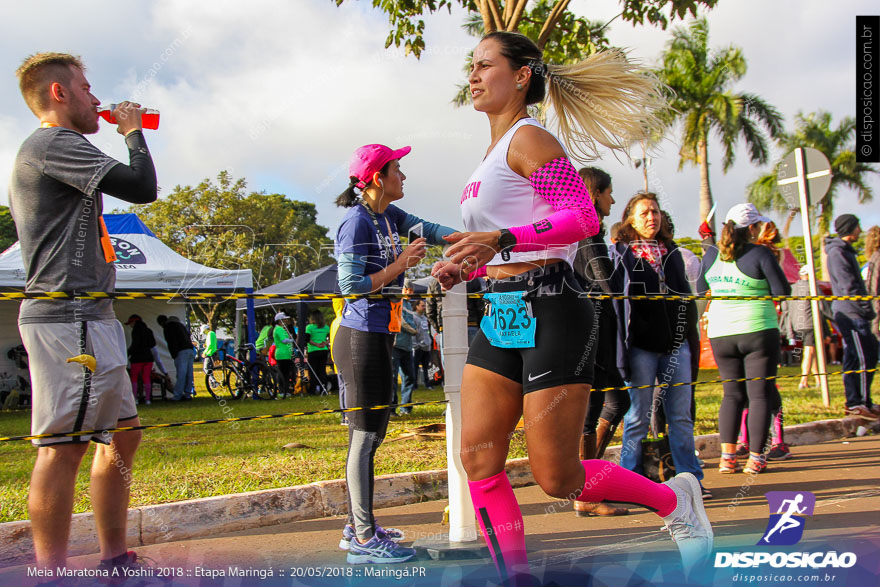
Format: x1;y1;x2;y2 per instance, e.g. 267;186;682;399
431;31;713;584
333;144;458;564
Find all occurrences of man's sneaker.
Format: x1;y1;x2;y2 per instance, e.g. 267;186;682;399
96;550;167;585
346;534;416;564
743;455;767;474
718;456;738;474
844;405;880;421
735;444;750;457
339;523;404;550
767;444;793;461
870;404;880;416
662;472;714;575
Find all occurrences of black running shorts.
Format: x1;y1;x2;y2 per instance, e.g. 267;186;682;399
466;263;597;394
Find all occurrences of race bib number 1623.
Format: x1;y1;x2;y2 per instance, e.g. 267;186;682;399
480;292;536;349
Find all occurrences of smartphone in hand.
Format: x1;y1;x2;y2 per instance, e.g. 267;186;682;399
407;222;424;243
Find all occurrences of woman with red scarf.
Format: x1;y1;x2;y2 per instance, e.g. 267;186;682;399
613;192;706;492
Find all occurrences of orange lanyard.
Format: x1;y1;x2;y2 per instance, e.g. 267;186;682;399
99;217;117;263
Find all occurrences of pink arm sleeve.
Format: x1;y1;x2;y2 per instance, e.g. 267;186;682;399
508;157;600;251
466;265;487;281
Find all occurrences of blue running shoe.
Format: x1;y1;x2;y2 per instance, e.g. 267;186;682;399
339;523;404;550
346;534;415;564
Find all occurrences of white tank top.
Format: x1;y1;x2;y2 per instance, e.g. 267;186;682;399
460;118;576;267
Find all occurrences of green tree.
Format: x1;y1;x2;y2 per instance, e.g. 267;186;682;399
0;206;18;252
452;6;610;106
675;236;703;257
657;17;783;232
125;171;332;329
334;0;717;57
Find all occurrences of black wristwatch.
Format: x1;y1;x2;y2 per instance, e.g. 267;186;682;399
498;228;516;262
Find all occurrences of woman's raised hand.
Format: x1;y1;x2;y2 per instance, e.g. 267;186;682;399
398;237;427;269
442;230;501;274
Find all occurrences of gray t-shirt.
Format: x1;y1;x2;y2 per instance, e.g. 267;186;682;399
9;127;120;324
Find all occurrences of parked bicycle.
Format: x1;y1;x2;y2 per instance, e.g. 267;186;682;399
204;344;277;400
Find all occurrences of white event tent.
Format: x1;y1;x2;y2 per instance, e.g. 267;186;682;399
0;213;253;382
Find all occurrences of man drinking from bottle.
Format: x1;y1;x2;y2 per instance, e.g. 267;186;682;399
10;52;158;574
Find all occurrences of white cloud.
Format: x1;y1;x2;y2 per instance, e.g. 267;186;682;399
1;0;878;244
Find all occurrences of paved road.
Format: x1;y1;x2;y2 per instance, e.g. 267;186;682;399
3;435;879;586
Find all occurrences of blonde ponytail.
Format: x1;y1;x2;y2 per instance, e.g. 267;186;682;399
544;50;666;162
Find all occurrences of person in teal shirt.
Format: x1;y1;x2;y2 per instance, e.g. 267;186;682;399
306;310;331;395
697;203;791;476
273;311;295;396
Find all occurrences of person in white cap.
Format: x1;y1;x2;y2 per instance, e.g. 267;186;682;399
273;311;295;397
697;203;790;475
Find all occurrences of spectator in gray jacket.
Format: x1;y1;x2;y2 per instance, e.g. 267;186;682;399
412;300;433;389
425;276;486;344
825;214;879;420
785;267;828;389
392;282;418;414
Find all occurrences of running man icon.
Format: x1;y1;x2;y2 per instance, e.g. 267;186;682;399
759;491;816;546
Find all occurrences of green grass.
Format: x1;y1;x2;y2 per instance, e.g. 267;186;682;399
0;365;847;523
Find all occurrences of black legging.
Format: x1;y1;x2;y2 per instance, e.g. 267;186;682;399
583;297;630;433
307;349;329;394
334;325;394;540
276;358;293;396
711;328;781;451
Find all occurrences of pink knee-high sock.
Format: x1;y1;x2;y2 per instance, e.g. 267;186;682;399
738;408;750;445
772;406;784;444
468;471;528;582
576;460;678;517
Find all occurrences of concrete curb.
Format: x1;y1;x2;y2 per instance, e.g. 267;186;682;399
1;416;876;566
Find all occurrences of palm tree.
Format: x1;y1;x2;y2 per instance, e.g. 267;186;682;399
747;111;878;276
748;111;876;233
657;18;783;231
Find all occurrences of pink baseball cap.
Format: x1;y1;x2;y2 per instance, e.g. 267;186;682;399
349;144;411;189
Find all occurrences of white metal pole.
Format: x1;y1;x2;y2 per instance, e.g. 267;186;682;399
441;281;477;543
795;148;831;406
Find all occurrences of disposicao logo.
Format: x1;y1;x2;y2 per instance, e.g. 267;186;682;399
759;491;815;546
714;491;857;570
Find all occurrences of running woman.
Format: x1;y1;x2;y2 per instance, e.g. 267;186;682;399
334;144;458;563
697;204;791;475
432;32;713;583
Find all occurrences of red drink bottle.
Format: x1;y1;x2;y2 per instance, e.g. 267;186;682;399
97;104;160;130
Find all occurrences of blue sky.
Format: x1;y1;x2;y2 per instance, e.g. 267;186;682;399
1;0;878;243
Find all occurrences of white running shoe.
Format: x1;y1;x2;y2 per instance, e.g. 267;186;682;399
662;472;714;575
